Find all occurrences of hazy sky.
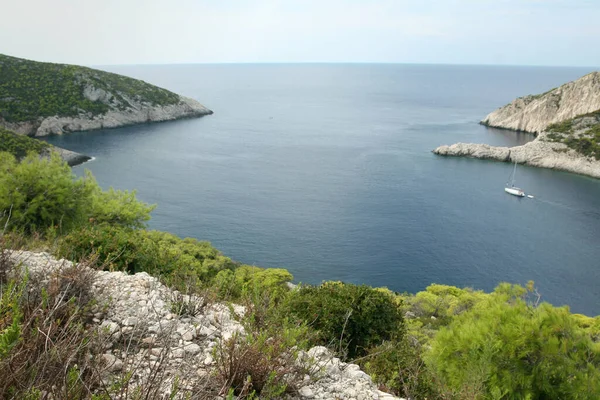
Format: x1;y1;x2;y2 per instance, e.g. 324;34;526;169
2;0;599;66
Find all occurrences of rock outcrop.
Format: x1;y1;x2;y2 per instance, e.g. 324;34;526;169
434;71;600;178
49;146;92;166
3;96;212;137
433;133;600;179
481;72;600;133
6;250;402;400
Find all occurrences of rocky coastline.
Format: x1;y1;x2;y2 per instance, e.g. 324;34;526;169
433;133;600;179
50;146;93;166
2;96;213;138
1;95;212;167
434;71;600;179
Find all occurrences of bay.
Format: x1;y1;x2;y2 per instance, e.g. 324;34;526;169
46;64;600;315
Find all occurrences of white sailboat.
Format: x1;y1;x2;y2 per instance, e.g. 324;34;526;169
504;160;525;197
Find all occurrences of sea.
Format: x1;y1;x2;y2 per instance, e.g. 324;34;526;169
45;64;600;316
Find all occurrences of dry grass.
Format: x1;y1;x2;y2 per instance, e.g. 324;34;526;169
0;256;102;399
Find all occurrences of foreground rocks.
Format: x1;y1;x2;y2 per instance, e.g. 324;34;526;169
7;250;402;400
433;133;600;179
481;71;600;133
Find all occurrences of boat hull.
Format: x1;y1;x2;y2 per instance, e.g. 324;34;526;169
505;187;525;197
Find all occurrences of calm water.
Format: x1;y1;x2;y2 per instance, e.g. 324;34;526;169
46;64;600;315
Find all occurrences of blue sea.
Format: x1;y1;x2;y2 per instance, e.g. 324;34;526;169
46;64;600;315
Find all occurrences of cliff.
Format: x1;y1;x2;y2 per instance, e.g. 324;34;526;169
434;71;600;178
481;72;600;133
0;53;213;137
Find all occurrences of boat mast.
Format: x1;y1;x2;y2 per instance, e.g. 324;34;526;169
512;160;517;187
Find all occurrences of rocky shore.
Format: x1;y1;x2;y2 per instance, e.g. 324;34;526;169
3;95;213;137
49;146;92;166
6;250;401;400
434;71;600;179
433;133;600;179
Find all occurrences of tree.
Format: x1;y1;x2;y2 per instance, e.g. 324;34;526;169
426;283;600;399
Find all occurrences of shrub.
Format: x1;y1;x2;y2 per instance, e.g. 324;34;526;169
57;225;237;289
284;282;404;359
214;320;312;398
0;152;153;235
0;152;92;234
0;128;51;159
0;259;102;398
213;265;293;301
363;339;447;399
425;283;600;399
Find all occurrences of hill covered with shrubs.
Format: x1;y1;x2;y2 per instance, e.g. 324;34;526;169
0;53;212;137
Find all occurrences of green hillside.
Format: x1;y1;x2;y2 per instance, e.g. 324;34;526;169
0;53;181;123
0;126;50;158
546;110;600;160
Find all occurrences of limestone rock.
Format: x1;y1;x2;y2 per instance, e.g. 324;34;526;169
5;250;403;400
27;96;212;137
433;134;600;179
482;71;600;133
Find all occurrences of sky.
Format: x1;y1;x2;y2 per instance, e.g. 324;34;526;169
1;0;599;67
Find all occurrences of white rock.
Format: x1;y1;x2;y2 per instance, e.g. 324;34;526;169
122;317;138;326
482;71;600;134
184;343;201;355
433;138;600;179
172;348;185;358
101;353;124;372
299;386;315;398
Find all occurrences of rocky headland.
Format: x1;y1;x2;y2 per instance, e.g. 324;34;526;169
0;53;213;165
434;71;600;178
481;72;600;133
433;133;600;179
1;95;212;138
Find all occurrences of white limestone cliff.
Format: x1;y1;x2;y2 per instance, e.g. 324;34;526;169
3;95;213;137
481;72;600;133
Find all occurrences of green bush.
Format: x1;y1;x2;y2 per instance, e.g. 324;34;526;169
213;265;292;301
363;339;445;399
57;224;237;288
0;152;92;234
0;151;153;235
284;282;404;358
0;128;50;159
426;283;600;399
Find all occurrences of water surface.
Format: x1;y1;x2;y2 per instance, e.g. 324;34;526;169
47;64;600;315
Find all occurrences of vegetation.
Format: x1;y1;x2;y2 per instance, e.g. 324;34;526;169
427;283;600;398
1;151;600;399
284;282;404;358
0;53;181;123
545;110;600;160
0;127;51;159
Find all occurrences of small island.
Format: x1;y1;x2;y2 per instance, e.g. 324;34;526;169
434;72;600;179
0;53;213;165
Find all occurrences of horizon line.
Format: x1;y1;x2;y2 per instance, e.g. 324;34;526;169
90;61;600;70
